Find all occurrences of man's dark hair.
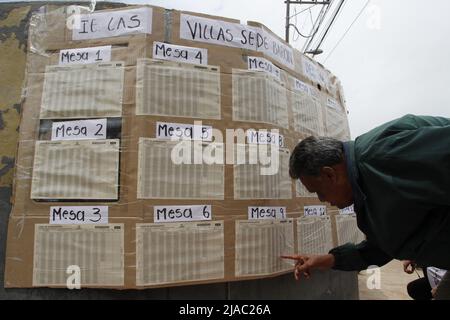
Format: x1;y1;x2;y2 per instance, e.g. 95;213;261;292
289;136;344;179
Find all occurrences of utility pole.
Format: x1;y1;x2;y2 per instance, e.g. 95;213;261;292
285;1;290;43
285;0;331;44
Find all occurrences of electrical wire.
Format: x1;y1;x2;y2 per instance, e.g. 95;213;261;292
302;0;334;52
292;5;317;42
289;3;317;19
322;0;370;63
289;23;314;38
309;0;346;55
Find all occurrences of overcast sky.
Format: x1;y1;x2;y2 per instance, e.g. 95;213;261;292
4;0;449;138
120;0;450;138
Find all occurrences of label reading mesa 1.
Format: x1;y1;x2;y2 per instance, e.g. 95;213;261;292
304;205;327;217
248;207;286;220
51;119;107;141
154;205;212;223
153;41;208;66
247;56;281;81
247;129;285;147
59;45;111;65
72;7;152;40
50;206;108;224
156;122;212;141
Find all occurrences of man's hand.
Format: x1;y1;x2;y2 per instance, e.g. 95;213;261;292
402;260;416;274
431;287;437;298
281;254;335;280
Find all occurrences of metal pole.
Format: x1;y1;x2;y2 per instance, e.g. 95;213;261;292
285;1;291;43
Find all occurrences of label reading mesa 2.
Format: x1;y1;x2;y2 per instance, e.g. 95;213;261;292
51;119;107;141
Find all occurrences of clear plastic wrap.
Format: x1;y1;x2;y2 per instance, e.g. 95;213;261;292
5;3;356;289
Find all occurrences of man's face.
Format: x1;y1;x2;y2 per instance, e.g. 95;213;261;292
299;166;353;209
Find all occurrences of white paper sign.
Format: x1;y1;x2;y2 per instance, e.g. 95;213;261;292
309;87;320;100
50;206;108;224
248;207;286;220
259;28;295;70
293;77;310;95
156;122;212;141
302;58;320;83
339;204;355;215
247;56;281;81
180;14;294;69
304;205;327;217
327;97;340;110
72;7;152;40
154;205;212;223
247;129;285;147
59;45;111;65
51;119;107;141
153;41;208;66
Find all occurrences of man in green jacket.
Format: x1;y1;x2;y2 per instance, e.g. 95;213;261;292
282;114;450;299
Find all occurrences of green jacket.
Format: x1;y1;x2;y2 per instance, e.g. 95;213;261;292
330;114;450;271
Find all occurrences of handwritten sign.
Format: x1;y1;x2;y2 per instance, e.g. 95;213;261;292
59;46;111;65
154;205;212;222
156;122;212;141
72;7;152;40
327;97;340;110
304;205;327;217
248;207;286;220
293;77;310;95
247;130;285;147
180;14;294;69
339;204;355;215
302;58;319;83
247;56;281;81
51;119;107;141
50;206;108;224
153;41;207;66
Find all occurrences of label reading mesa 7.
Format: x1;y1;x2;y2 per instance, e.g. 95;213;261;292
247;129;285;147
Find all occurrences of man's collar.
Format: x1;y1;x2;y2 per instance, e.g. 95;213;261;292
343;141;367;211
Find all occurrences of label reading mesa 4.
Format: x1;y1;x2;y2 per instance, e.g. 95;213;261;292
153;41;208;66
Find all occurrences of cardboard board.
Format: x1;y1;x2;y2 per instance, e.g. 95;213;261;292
5;4;354;289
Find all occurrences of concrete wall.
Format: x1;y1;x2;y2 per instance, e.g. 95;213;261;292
0;1;358;300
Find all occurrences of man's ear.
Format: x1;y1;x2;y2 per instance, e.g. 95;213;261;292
320;166;337;183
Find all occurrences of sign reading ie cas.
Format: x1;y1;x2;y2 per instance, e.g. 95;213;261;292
72;7;152;40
